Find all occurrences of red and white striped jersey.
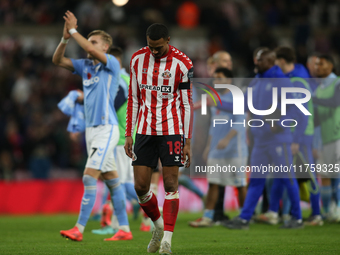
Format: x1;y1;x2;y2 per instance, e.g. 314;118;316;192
125;45;193;138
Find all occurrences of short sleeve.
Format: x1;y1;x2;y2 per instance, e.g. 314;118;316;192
181;66;194;83
70;59;85;76
105;54;120;74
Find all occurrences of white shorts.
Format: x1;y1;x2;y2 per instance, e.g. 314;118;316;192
207;157;247;187
115;145;134;183
85;125;119;172
320;140;340;178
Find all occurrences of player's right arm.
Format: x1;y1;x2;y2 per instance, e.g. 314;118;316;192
52;23;74;72
125;55;140;158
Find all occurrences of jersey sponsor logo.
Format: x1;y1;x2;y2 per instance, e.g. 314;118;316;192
83;76;100;86
162;70;172;79
140;84;161;91
139;84;172;93
161;85;172;93
158;94;174;99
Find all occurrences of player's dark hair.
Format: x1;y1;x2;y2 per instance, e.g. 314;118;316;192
318;54;335;67
275;46;296;63
108;46;123;60
318;54;336;73
215;67;233;78
308;52;320;59
146;23;169;40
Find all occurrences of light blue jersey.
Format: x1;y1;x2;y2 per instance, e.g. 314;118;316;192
71;54;120;127
208;91;248;159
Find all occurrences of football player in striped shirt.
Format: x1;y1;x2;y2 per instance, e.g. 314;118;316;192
125;23;193;254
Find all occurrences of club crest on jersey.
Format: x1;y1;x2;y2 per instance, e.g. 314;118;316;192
162;70;172;79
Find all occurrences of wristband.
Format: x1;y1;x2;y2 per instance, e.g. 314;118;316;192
61;37;69;44
68;28;78;35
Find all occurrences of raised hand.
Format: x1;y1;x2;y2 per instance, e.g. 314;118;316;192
63;10;78;31
63;23;71;40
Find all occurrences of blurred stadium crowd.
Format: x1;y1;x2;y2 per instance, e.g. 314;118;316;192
1;0;340;181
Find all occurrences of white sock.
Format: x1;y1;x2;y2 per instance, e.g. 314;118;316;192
75;223;85;233
268;211;278;218
111;214;119;229
162;231;173;246
153;216;164;229
119;225;130;232
150;183;158;196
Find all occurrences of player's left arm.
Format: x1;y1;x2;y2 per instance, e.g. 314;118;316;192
63;11;108;65
179;63;194;167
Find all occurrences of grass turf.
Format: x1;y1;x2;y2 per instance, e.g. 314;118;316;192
0;212;339;254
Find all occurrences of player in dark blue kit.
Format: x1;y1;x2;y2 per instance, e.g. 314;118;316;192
257;47;322;226
213;49;304;229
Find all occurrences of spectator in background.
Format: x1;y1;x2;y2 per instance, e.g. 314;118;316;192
211;51;233;71
307;54;319;79
0;151;14;181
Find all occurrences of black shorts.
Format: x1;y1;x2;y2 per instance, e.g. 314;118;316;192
132;134;184;168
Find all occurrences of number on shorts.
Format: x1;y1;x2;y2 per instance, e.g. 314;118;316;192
167;141;181;155
90;147;98;157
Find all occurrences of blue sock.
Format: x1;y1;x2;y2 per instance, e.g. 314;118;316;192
310;191;321;215
281;189;291;215
265;178;274;203
309;174;321;215
105;178;129;228
178;175;204;198
101;185;110;209
240;178;266;221
269;178;284;213
321;186;332;213
203;209;214;220
124;182;138;202
331;178;340;206
282;178;301;220
77;175;97;227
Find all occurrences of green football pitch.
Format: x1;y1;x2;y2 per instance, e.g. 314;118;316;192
0;212;339;255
